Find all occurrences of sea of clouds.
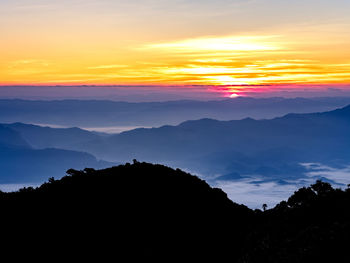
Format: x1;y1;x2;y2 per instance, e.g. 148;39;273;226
215;163;350;209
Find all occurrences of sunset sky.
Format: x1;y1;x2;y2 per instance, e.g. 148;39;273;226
1;0;350;97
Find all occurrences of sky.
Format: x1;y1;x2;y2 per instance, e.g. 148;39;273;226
1;0;350;97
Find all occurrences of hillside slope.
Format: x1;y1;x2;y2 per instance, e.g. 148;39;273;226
1;162;349;262
4;122;103;150
0;124;112;183
0;162;251;261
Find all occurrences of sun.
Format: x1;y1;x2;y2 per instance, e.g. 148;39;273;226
229;93;240;98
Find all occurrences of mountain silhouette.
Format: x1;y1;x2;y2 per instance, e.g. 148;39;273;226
1;97;350;127
75;104;350;180
5;104;350;183
0;124;112;183
1;162;349;262
0;125;29;147
0;162;251;261
4;122;102;150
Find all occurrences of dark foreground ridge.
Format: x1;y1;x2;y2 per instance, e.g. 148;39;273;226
1;162;350;262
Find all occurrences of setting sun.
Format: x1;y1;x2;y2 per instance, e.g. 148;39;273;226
229;93;240;98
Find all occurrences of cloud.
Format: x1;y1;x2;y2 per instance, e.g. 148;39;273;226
215;162;350;209
87;65;128;70
214;178;309;209
0;184;39;192
301;163;350;186
141;35;282;54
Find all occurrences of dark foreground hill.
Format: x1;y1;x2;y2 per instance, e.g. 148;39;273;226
0;162;251;261
1;162;350;262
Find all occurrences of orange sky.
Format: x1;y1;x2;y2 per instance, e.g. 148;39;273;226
1;0;350;95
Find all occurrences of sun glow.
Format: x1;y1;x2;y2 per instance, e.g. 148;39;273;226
2;31;350;87
143;36;280;53
229;93;240;98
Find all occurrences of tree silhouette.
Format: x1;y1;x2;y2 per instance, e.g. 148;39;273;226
311;180;333;195
262;203;267;211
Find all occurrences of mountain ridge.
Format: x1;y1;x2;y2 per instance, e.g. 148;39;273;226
2;103;350;185
0;123;113;183
1;96;350;127
1;162;349;262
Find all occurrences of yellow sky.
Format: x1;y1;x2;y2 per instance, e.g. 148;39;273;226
1;0;350;88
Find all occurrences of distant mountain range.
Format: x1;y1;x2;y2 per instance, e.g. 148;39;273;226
76;104;350;181
1;97;350;127
0;124;112;184
3;103;350;184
